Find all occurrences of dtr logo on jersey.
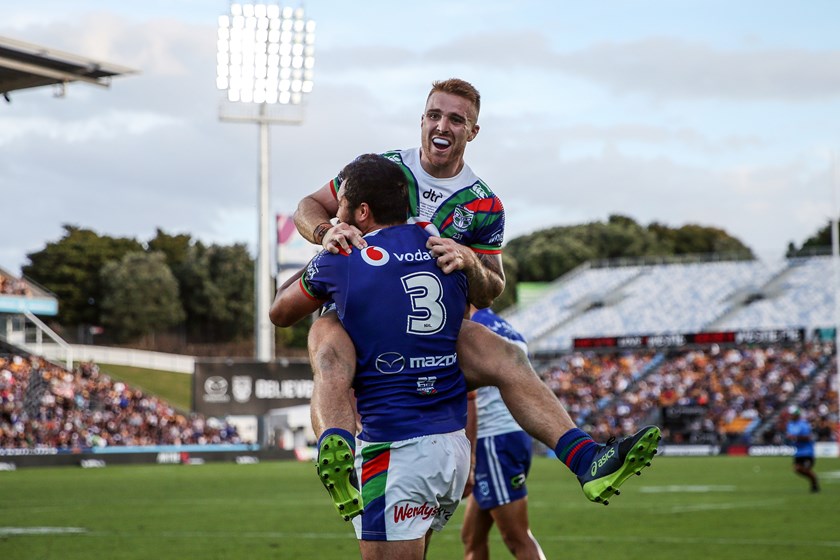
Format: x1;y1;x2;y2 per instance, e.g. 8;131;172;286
361;246;390;266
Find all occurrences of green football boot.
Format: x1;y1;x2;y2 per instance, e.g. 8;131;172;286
578;425;661;505
316;433;364;521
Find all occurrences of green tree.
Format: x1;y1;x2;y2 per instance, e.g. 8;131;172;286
505;216;751;282
668;224;751;256
787;218;836;256
179;243;254;342
147;229;193;270
22;225;144;326
99;251;186;342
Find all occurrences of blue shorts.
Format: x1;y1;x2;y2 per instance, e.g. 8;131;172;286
473;431;532;510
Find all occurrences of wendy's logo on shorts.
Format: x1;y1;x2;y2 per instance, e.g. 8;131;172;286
393;501;440;523
360;246;390;267
375;352;405;374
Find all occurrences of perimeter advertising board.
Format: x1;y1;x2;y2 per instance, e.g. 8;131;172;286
193;359;313;416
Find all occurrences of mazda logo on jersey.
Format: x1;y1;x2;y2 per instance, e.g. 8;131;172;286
361;246;390;266
375;352;405;374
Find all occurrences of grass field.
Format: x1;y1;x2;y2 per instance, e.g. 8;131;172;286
1;455;837;559
96;363;192;411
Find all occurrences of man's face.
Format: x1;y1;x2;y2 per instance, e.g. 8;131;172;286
420;91;479;178
336;188;356;228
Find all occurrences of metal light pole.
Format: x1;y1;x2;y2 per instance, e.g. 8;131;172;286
216;2;315;361
832;152;840;430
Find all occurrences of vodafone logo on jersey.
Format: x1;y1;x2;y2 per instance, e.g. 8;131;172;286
360;246;390;267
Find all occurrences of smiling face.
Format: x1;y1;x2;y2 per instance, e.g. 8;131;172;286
419;91;480;179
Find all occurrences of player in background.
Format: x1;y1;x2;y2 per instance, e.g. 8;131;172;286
785;407;820;493
292;78;661;516
461;306;545;560
271;154;471;559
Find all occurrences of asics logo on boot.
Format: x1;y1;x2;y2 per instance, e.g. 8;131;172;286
590;447;616;476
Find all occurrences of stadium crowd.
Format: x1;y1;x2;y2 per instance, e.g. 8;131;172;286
1;342;836;451
537;342;838;445
0;353;240;449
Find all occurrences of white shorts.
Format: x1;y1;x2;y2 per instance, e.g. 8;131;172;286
351;430;470;541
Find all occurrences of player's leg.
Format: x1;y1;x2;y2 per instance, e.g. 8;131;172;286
457;321;574;445
457;320;660;505
793;457;819;492
467;431;543;559
461;495;495;560
309;312;357;436
309;312;363;520
489;498;545;560
359;537;426;560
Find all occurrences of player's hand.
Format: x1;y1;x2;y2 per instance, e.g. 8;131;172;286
427;236;475;274
322;222;366;254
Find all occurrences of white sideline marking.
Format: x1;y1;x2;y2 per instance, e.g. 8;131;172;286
820;470;840;479
0;527;88;535
665;498;787;514
639;485;736;493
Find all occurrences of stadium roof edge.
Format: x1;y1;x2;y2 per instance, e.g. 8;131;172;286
0;35;137;97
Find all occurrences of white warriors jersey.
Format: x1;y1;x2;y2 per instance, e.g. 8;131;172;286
393;147;484;221
331;147;505;253
472;308;525;438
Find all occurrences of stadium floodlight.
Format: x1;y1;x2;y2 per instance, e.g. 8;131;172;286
217;2;316;362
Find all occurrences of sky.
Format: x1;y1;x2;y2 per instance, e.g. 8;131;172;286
2;0;839;276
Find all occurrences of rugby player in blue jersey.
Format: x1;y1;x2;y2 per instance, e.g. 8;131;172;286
290;78;660;519
272;153;473;559
785;407;820;493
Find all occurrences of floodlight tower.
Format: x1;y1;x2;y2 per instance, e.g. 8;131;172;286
216;2;315;362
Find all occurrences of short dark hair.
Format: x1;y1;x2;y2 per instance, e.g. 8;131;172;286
339;154;408;225
429;78;481;120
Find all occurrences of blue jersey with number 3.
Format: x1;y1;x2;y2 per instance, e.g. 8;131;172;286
301;223;468;442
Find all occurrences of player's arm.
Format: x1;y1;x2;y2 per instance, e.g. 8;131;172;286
427;236;505;308
294;180;367;254
269;266;325;328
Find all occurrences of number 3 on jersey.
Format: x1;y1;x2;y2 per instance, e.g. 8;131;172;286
401;272;446;335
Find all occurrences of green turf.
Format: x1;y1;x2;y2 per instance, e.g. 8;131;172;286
95;363;192;411
0;456;837;559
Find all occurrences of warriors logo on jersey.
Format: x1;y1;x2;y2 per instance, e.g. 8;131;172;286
452;206;474;231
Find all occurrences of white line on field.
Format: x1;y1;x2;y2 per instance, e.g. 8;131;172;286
664;498;787;514
0;527;87;535
639;485;737;493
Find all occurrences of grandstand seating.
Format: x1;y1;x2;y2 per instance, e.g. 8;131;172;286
715;256;835;331
515;259;788;352
511;254;837;445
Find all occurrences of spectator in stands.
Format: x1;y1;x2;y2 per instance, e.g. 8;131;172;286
0;354;240;450
535;342;835;447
